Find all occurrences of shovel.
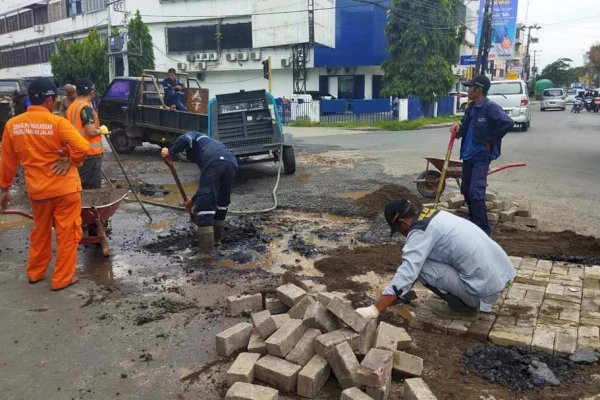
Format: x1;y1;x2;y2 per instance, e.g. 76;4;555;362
434;129;458;207
162;155;194;221
0;209;33;219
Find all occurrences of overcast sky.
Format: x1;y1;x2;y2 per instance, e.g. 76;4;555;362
515;0;599;70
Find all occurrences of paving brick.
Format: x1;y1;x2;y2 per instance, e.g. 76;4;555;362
487;212;499;223
285;328;321;367
447;319;470;338
315;291;350;307
365;372;391;400
251;310;276;339
225;382;278;400
265;297;288;314
577;337;600;352
579;325;600;340
357;348;394;387
498;209;516;223
581;298;600;312
341;387;374;400
506;287;526;300
520;257;538;270
514;277;547;287
531;327;555;355
265;318;306;358
216;322;254;357
536;259;554;272
227;293;263;316
489;325;533;349
403;378;437;400
247;329;267;355
327;296;368;333
583;288;600;299
254;355;301;393
358;318;378;355
542;298;580;310
303;302;340;333
287;294;316;319
584;266;600;280
410;311;451;334
226;352;262;387
271;313;291;329
524;290;545;304
554;328;577;357
559;309;580;324
314;328;361;357
508;256;523;268
392;350;423;378
297;354;330;398
276;283;307;308
372;321;412;351
326;341;360;390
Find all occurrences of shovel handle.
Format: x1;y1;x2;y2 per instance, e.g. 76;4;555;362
0;210;34;219
162;156;189;203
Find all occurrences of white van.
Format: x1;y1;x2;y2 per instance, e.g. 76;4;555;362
487;80;531;132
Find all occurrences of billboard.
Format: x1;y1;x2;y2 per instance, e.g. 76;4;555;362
476;0;519;60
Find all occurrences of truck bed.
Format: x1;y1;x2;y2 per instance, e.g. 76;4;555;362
137;105;208;134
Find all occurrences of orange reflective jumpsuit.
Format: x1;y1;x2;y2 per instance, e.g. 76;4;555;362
0;105;89;290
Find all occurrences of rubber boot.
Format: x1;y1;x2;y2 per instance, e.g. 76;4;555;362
190;226;214;260
213;220;226;246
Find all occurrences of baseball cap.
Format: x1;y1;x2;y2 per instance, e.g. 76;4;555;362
384;199;412;237
75;78;95;95
28;78;58;101
463;75;491;92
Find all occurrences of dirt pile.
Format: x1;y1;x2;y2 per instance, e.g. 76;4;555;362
356;184;423;216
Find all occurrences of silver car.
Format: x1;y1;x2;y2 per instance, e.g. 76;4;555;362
541;88;566;111
487;80;531;132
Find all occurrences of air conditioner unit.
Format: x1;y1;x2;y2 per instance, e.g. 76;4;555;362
186;54;195;62
201;53;210;61
225;52;237;62
33;25;45;32
196;62;207;70
237;52;249;61
207;52;218;61
250;50;261;61
281;58;291;68
195;53;203;61
176;62;187;71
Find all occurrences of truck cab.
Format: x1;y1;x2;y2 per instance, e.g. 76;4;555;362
0;79;29;140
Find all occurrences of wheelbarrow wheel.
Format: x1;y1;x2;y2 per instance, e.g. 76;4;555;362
416;170;445;199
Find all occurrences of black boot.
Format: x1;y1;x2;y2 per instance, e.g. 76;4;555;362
213;220;225;246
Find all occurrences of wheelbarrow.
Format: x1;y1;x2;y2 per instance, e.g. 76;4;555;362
0;188;128;257
415;157;526;199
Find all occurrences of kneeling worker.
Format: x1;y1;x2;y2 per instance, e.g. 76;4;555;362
161;131;237;258
356;199;515;320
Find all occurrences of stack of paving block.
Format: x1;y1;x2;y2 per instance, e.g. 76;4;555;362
426;191;538;228
219;280;438;399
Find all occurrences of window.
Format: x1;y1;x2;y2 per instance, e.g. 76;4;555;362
32;4;49;25
166;26;217;53
0;81;20;93
489;82;523;95
221;23;252;50
0;18;6;35
19;9;34;30
543;89;564;97
49;0;67;22
40;43;56;62
26;46;41;65
68;0;83;17
12;49;26;67
6;15;19;33
84;0;105;13
105;80;132;100
0;51;12;69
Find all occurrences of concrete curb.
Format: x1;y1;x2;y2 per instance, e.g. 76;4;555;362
420;123;454;130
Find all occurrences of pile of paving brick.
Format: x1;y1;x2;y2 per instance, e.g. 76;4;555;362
217;280;437;399
429;191;538;228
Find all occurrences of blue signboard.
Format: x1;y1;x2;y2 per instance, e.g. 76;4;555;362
460;55;477;66
476;0;519;60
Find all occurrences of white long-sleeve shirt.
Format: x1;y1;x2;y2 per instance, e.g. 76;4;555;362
383;209;515;299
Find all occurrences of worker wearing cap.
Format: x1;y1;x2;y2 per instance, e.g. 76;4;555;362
161;131;237;258
450;75;514;235
66;79;104;189
59;84;77;118
0;78;89;291
356;199;515;320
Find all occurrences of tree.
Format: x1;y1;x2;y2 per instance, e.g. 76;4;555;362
584;42;600;85
51;29;109;94
537;58;574;87
118;10;155;76
382;0;465;100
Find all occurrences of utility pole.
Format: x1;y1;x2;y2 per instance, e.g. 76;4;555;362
532;49;541;80
476;0;494;76
521;23;540;83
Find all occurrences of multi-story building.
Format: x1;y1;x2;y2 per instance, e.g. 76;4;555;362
0;0;392;99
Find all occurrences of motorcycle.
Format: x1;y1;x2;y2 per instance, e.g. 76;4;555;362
584;95;594;112
593;96;600;113
571;98;584;113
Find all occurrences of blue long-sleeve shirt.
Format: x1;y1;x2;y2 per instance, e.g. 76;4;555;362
168;131;238;170
384;209;515;299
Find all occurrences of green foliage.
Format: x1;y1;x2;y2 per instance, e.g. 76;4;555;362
536;58;574;87
382;0;464;100
50;29;109;94
125;10;155;76
585;42;600;84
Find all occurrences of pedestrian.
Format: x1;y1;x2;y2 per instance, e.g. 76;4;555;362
449;75;514;235
162;68;188;111
160;131;237;258
60;84;77;117
356;199;515;320
66;79;104;189
0;78;89;291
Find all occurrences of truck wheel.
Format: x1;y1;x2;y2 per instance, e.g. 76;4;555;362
416;170;444;199
282;145;296;175
109;128;135;154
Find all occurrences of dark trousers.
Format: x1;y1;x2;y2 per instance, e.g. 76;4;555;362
78;154;103;190
461;151;491;235
193;161;236;227
165;92;188;112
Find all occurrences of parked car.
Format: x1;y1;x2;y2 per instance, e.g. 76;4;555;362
300;91;336;101
565;89;578;104
540;88;566;111
449;91;469;111
487;79;531;132
0;78;29;140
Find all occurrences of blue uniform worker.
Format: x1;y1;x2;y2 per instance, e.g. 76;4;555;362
162;68;188;112
454;75;514;235
162;131;237;258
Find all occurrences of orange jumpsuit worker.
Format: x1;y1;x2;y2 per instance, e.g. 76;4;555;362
66;78;103;189
0;78;90;291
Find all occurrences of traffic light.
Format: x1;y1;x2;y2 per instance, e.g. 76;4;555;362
262;59;270;79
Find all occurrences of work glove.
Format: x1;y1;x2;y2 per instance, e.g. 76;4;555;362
99;125;109;135
51;156;71;175
356;305;380;320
